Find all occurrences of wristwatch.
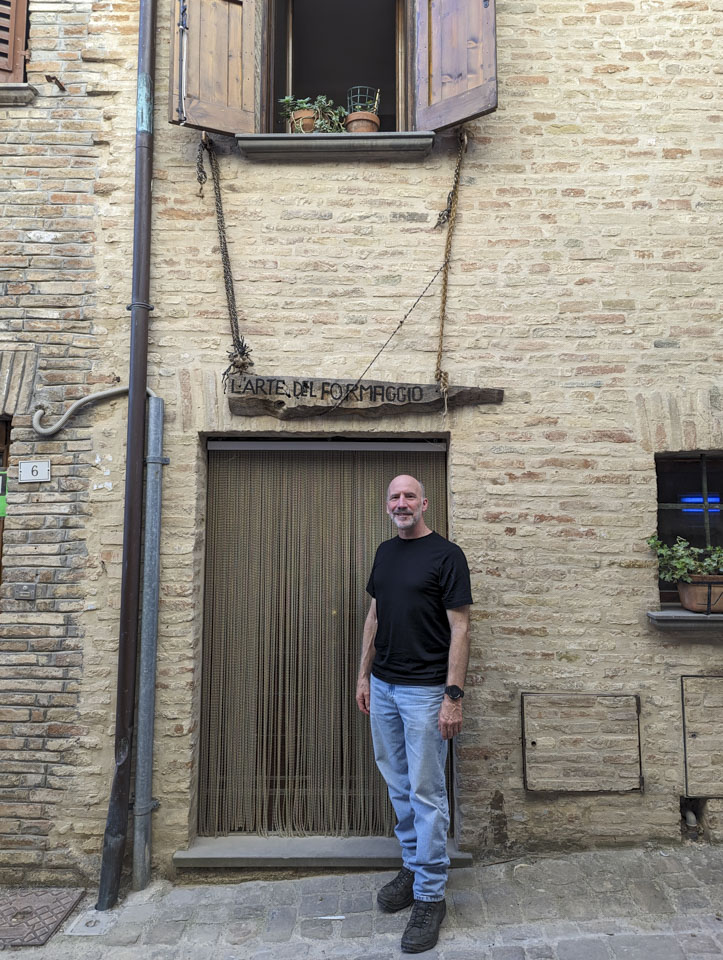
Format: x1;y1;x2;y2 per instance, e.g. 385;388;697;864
445;685;464;700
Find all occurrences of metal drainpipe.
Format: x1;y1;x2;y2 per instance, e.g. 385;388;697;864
132;396;166;891
96;0;157;911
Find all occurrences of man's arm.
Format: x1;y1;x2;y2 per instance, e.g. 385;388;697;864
438;605;471;740
355;598;377;716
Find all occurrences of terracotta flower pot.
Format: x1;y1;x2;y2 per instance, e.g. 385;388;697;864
344;111;380;134
290;109;315;133
677;575;723;613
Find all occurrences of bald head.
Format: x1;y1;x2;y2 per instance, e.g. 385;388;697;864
386;474;426;502
386;475;431;540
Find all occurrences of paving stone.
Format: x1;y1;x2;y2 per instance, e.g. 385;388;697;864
525;946;556;959
629;880;674;916
482;884;524;924
374;910;407;934
676;888;713;913
341;913;373;938
163;887;204;907
450;890;486;927
343;874;377;893
116;902;159;924
141;921;186;945
441;949;490;960
269;881;301;905
557;938;611;960
193;902;265;922
502;924;560;942
522;896;568;922
608;934;686;959
676;933;722;955
299;893;340;917
299;917;334;939
489;946;525;960
180;922;222;944
301;876;343;894
340;892;373;914
100;923;143;946
261;905;297;942
222;919;263;944
154;902;195;921
250;944;311;960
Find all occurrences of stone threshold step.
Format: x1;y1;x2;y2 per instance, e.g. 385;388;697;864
174;836;472;870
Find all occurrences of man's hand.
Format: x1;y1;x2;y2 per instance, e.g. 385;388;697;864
356;677;371;716
438;696;462;739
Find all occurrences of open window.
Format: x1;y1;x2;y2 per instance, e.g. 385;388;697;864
169;0;497;137
0;0;29;83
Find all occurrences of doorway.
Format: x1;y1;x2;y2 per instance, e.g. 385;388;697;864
198;439;448;837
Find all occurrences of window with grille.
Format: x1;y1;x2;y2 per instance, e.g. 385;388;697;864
654;453;723;602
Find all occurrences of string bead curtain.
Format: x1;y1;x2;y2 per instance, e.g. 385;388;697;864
199;448;447;837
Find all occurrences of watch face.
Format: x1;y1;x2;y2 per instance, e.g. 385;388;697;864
446;685;464;700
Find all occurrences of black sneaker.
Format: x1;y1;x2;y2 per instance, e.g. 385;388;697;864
401;898;446;954
376;866;415;912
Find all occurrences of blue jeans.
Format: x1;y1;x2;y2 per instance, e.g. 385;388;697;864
370;675;450;902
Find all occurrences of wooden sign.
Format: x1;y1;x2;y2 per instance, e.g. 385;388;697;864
228;374;503;420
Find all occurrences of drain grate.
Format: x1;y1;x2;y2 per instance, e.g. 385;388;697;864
0;888;84;948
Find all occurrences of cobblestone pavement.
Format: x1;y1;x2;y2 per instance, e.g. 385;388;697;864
4;844;723;959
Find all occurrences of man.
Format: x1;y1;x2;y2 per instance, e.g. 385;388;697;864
356;474;472;954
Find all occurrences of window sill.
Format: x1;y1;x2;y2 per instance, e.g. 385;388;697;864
236;131;436;162
647;606;723;632
0;83;39;106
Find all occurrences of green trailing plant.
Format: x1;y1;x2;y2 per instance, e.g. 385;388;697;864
646;535;723;583
278;94;347;133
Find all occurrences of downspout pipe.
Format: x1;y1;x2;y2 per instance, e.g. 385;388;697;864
96;0;157;911
132;396;166;891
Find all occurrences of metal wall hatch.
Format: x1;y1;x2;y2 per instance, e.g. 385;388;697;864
521;693;644;793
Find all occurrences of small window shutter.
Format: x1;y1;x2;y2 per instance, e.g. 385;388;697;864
0;0;28;82
414;0;497;132
169;0;257;136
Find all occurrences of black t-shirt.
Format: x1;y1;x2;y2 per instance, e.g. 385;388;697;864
366;531;473;685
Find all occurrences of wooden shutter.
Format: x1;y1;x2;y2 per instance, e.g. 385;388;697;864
169;0;256;135
0;0;28;82
414;0;497;132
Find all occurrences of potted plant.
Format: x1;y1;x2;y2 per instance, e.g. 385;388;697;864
278;94;347;134
344;86;381;134
646;535;723;613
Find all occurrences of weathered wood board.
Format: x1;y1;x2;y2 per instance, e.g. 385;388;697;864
227;374;503;420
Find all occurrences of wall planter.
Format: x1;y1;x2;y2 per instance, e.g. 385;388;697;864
678;576;723;614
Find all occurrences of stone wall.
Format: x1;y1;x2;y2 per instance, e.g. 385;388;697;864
0;0;722;881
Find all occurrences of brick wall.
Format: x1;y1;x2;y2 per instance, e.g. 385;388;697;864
1;0;722;882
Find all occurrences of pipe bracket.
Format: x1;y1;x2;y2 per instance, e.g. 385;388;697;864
126;301;155;312
145;456;170;465
131;798;161;817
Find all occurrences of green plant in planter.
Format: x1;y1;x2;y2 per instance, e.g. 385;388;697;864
278;94;347;133
646;535;723;582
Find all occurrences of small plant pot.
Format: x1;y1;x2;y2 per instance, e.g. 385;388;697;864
677;575;723;614
344;111;380;134
290;109;315;133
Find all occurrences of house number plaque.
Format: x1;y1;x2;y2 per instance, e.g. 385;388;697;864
18;460;51;482
228;374;503;420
